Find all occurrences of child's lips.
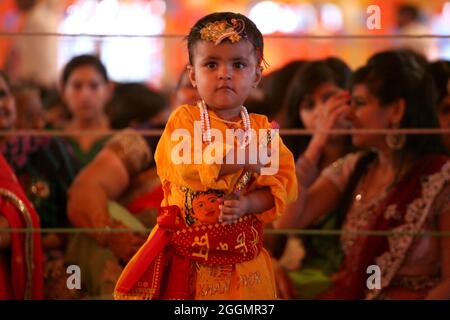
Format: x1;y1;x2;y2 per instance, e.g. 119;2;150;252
217;86;234;92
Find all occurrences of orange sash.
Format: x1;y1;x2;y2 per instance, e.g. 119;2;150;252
114;205;263;300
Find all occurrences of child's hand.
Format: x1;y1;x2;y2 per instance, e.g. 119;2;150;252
218;194;251;224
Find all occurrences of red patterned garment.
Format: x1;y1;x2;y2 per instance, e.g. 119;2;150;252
0;154;44;299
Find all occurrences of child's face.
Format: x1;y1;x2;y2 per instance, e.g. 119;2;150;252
192;193;221;224
188;40;262;114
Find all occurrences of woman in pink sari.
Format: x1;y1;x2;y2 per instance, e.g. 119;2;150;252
276;50;450;299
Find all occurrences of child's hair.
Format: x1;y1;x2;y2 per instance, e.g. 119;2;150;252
61;54;109;87
186;12;264;65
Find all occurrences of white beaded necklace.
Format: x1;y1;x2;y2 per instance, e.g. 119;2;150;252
197;100;251;147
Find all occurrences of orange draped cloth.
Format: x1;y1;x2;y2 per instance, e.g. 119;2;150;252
0;155;44;300
114;205;265;299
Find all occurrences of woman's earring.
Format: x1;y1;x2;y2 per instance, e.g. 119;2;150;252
386;123;406;150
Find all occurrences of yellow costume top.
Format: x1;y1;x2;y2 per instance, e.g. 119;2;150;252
153;104;297;299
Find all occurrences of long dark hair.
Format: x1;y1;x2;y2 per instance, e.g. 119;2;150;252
427;60;450;106
352;50;446;157
261;60;305;119
335;50;448;226
283;57;352;158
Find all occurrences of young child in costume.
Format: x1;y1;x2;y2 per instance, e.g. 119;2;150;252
114;12;297;300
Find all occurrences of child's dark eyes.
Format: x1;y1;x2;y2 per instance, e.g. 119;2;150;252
233;62;246;69
205;62;217;69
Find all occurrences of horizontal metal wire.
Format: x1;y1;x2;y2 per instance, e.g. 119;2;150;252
1;32;450;39
1;128;450;137
1;227;450;237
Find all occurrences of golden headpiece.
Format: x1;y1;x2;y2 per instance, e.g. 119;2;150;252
199;18;245;45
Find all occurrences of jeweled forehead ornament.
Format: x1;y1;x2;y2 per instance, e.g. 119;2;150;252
199;18;245;45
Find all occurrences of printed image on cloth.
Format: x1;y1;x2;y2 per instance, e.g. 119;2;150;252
181;187;225;226
196;264;233;298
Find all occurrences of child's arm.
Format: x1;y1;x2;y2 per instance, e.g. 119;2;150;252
219;187;274;224
218;144;271;177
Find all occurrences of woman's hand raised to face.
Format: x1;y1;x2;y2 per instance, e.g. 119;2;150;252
313;90;351;146
304;91;351;165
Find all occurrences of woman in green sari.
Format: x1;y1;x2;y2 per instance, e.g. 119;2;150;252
65;85;168;299
61;54;113;168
